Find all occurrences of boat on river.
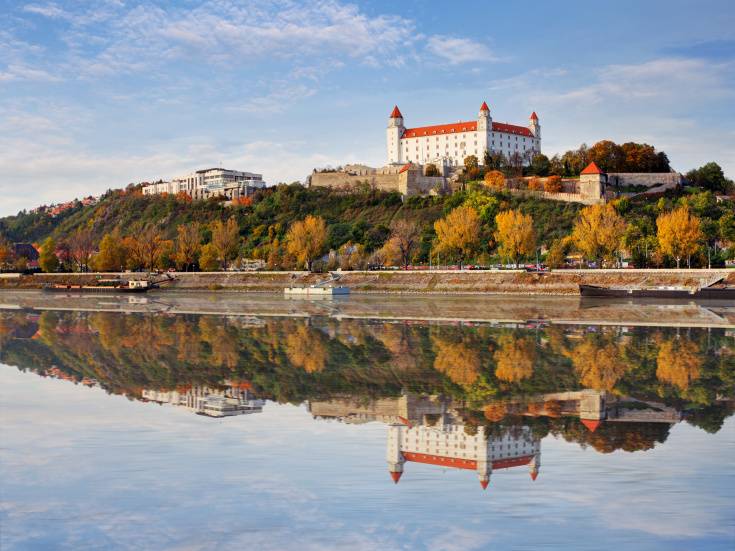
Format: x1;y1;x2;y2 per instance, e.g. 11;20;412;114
579;279;735;299
43;279;151;294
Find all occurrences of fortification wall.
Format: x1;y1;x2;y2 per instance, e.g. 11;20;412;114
607;173;682;188
310;171;401;192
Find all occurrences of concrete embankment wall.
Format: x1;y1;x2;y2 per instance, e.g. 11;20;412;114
1;269;732;296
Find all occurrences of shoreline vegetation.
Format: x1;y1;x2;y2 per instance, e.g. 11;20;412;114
1;268;733;296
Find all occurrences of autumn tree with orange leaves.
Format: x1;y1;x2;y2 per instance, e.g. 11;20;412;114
432;335;481;386
484;170;506;191
656;337;702;390
494;334;536;382
286;215;328;271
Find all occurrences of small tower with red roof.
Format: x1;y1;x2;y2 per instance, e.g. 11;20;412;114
387;105;405;164
529;111;540;140
579;161;607;204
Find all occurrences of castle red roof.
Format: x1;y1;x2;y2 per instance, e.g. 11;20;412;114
401;120;533;139
480;101;489;111
530;471;538;481
401;452;534;471
390;471;403;483
390;105;403;118
581;162;604;175
480;479;489;490
530;111;538;120
581;418;602;432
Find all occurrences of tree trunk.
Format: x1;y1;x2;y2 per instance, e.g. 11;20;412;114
676;257;681;269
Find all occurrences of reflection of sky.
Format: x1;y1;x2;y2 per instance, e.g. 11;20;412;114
1;367;733;551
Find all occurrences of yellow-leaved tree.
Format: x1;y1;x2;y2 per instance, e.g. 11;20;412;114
285;215;328;271
656;337;702;391
433;205;480;268
494;209;536;267
572;203;627;266
494;334;536;382
656;206;703;268
484;170;506;191
94;233;127;272
174;223;201;271
210;217;241;270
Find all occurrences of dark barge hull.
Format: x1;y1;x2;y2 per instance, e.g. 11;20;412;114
579;284;735;300
43;285;149;294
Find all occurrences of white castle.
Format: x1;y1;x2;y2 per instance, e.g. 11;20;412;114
386;102;541;167
387;421;541;489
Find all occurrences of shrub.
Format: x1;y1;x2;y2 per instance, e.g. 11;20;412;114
544;176;563;193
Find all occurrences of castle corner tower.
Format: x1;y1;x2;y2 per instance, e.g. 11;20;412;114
387;105;405;164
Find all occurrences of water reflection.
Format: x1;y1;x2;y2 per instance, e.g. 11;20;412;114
1;307;732;454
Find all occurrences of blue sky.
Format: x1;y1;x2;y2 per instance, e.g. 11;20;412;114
1;0;734;215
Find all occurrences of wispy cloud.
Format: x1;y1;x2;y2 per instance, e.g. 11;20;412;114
426;36;497;65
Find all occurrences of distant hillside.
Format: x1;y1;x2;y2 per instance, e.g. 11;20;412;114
0;184;584;257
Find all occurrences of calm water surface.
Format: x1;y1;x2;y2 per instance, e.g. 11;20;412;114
1;292;734;550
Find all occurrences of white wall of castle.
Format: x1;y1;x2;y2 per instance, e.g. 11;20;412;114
387;105;541;167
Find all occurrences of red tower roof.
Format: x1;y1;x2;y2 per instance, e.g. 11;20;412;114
480;101;490;112
390;471;403;483
581;418;602;432
480;479;489;490
530;111;538;120
530;471;538;481
390;105;403;118
581;162;603;175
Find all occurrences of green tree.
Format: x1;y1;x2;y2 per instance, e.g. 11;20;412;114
530;153;550;176
39;237;59;273
686;162;733;193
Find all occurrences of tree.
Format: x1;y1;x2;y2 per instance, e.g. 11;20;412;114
433;336;480;386
494;210;536;267
210;217;240;269
686;162;733;193
69;228;95;272
494;334;536;382
388;219;420;269
545;238;569;268
0;237;12;270
174;223;201;271
484;170;506;191
285;215;328;271
137;226;165;272
657;206;703;268
38;237;59;273
433;206;480;268
464;155;479;172
94;233;127;271
199;243;220;271
543;175;562;193
572;204;627;266
656;337;702;391
530;153;550;176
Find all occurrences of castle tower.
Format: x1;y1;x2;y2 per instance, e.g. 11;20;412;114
579;162;607;205
529;112;540;139
529;451;541;481
386;424;405;483
477;101;491;160
476;426;492;489
387;105;405;164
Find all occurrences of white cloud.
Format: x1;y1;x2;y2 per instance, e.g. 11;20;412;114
427;36;497;65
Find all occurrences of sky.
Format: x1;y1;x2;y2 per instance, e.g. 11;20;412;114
0;0;734;216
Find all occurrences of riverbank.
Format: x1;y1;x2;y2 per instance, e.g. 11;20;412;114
1;269;733;296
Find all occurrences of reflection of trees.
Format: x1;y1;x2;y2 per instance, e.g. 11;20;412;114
571;337;630;391
656;337;702;391
286;324;328;373
432;335;480;386
494;334;536;383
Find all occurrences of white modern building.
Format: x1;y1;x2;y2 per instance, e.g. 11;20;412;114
386;102;541;167
142;168;266;200
142;381;265;418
